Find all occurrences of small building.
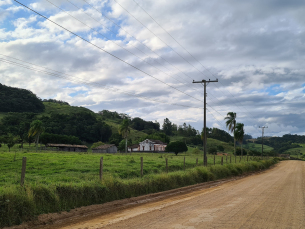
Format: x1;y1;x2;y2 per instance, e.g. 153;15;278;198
128;139;167;152
46;144;88;152
128;144;140;152
92;144;117;153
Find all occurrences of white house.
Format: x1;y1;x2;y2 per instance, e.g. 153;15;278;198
128;139;167;152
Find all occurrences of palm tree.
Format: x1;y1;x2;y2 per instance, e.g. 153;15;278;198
224;112;237;155
119;119;131;153
28;120;45;149
235;123;245;156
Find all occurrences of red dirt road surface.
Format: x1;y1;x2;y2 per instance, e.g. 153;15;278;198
8;160;305;229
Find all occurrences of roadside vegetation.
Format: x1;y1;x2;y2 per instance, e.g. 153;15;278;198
0;150;280;227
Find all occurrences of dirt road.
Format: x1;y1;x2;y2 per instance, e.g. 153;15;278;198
52;161;304;229
10;160;305;229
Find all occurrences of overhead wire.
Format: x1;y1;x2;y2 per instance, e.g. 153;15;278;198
0;55;202;109
124;0;261;133
59;0;205;96
13;0;204;104
10;0;251;133
81;0;206;95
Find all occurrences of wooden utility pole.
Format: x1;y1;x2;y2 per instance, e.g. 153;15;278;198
259;126;268;158
193;79;218;166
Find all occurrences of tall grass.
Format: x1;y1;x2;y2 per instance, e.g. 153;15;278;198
0;158;280;227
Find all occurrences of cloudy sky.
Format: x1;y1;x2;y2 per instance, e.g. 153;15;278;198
1;0;305;137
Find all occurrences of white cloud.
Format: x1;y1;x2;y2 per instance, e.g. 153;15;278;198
1;0;305;137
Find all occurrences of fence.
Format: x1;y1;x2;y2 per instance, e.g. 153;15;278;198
17;155;268;185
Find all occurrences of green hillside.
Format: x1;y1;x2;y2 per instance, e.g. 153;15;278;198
0;83;45;113
243;142;274;152
39;102;93;117
283;143;305;155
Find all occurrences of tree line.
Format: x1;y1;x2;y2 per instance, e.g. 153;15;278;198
0;83;45;113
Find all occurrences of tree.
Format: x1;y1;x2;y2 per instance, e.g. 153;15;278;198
6;133;17;152
109;133;123;146
217;145;224;152
28;120;45;149
162;118;172;136
91;141;104;149
235;123;245;156
118;119;131;153
208;146;217;155
224;112;237;155
165;141;188;156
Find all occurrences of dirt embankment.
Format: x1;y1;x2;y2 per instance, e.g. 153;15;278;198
6;160;305;229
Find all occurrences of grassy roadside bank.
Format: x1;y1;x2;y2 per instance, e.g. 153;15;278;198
0;158;281;228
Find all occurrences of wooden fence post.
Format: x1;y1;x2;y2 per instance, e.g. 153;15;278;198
166;158;168;173
221;157;223;165
184;157;186;171
214;155;215;165
20;157;27;187
99;157;103;181
141;157;143;177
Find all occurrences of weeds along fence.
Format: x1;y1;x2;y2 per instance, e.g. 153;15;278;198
0;157;282;228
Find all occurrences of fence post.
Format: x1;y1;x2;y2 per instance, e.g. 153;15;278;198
141;157;143;177
221;156;223;165
166;158;168;173
20;157;27;187
196;158;198;166
99;157;103;181
214;155;215;165
184;157;186;171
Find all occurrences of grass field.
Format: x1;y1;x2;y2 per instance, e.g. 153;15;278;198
243;142;274;152
283;143;305;155
0;148;248;191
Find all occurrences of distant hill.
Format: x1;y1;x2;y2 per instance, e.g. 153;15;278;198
0;83;45;113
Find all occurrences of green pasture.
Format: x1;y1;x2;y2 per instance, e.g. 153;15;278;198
0;148;250;190
243;142;274;152
283;143;305;155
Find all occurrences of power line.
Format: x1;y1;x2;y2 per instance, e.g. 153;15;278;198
13;0;203;104
0;55;203;109
111;0;209;80
129;0;261;131
51;0;205;97
80;0;206;95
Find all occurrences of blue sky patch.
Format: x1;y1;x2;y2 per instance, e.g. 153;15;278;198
265;84;286;95
69;90;88;97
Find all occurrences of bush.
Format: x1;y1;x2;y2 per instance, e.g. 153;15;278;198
208;147;217;155
217;145;224;152
235;148;248;156
0;159;279;228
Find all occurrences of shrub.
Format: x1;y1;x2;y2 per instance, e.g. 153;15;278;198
0;159;279;228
